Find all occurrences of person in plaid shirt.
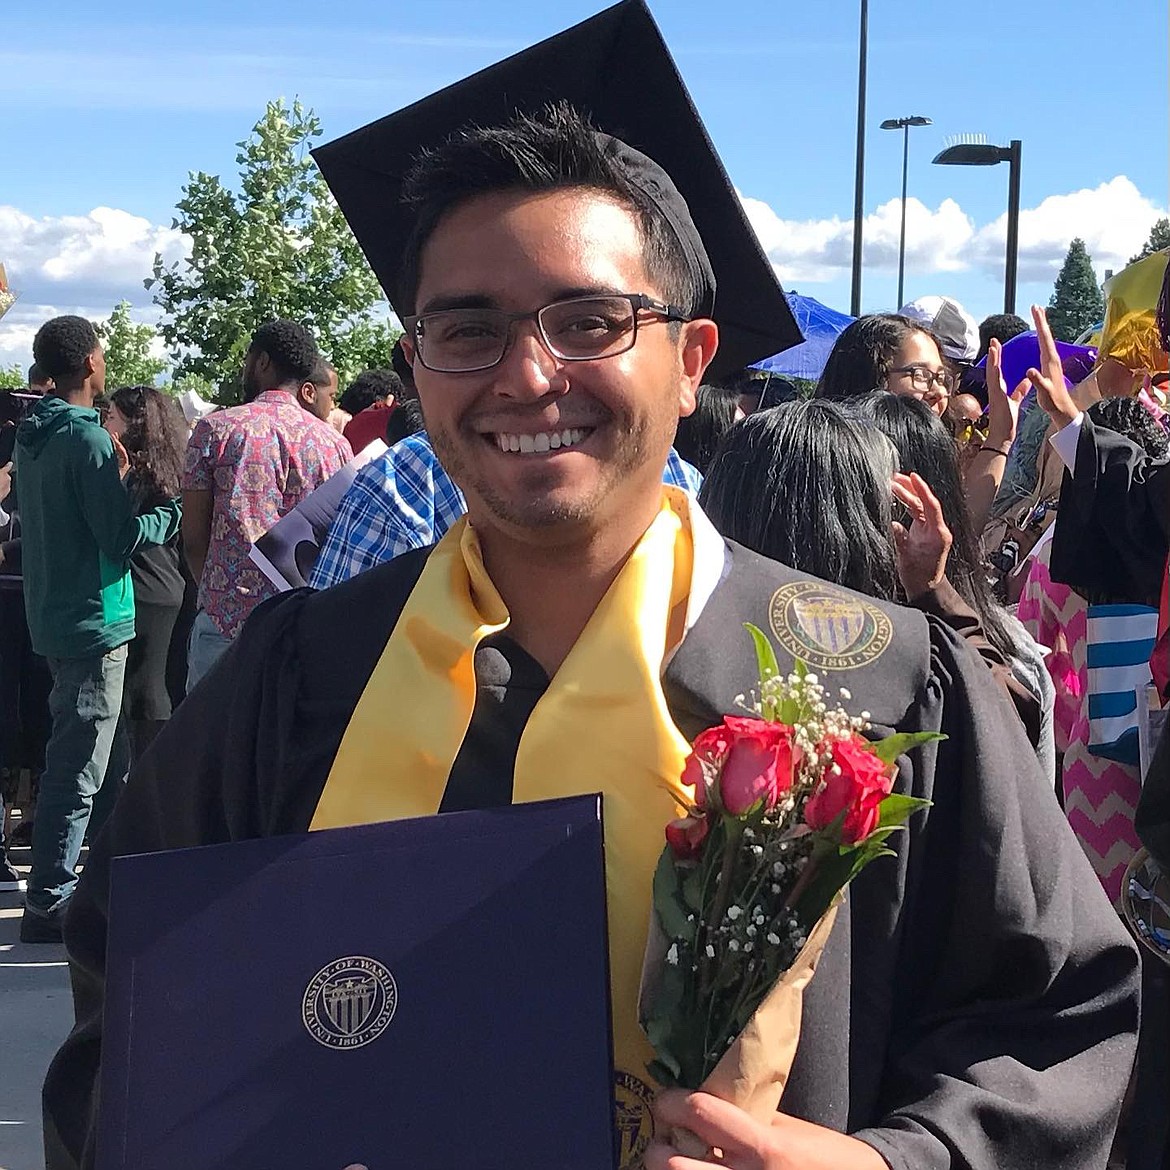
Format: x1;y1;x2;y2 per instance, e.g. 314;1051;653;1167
308;428;701;590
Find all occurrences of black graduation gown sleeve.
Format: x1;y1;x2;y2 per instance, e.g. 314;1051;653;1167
1049;413;1170;607
850;617;1139;1170
42;552;427;1170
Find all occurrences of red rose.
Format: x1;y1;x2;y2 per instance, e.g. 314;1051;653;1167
804;735;894;844
680;723;732;809
665;814;710;860
716;717;798;817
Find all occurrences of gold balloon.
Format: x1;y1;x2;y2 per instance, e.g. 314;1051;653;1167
1098;248;1169;374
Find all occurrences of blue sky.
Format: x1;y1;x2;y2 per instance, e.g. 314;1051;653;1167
2;0;1167;369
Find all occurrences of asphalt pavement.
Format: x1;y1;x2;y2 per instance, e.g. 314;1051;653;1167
1;832;73;1170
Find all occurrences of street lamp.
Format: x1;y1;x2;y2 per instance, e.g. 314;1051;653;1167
880;115;932;308
849;0;868;317
933;138;1023;314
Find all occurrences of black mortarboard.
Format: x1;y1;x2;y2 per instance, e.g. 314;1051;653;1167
313;0;800;380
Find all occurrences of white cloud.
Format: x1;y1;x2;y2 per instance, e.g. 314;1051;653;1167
970;177;1165;283
741;175;1166;287
0;205;187;311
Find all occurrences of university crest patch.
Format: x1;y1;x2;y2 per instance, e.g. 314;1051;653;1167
769;581;892;672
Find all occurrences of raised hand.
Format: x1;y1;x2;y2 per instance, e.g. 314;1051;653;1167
1026;305;1079;429
110;434;131;480
891;472;952;601
984;338;1028;449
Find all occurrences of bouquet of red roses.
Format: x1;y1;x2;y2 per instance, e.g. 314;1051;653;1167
640;624;937;1135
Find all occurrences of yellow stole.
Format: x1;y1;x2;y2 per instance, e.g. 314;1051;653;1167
311;489;695;1126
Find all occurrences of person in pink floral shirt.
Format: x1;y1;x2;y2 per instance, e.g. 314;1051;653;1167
181;321;351;688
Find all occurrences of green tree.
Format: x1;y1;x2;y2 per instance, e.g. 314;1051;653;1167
1129;218;1170;266
97;300;167;388
1047;238;1105;342
147;99;391;404
0;363;24;386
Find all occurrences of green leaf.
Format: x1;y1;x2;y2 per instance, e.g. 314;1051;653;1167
745;623;780;688
867;731;946;766
652;847;695;942
876;793;932;829
646;1058;681;1089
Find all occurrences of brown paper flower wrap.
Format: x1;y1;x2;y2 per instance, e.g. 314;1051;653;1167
638;626;936;1157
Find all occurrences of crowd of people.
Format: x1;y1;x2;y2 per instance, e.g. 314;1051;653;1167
1;3;1168;1168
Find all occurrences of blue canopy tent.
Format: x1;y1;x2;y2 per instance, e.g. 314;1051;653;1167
752;293;855;382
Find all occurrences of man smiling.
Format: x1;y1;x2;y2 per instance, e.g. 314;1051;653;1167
45;5;1136;1170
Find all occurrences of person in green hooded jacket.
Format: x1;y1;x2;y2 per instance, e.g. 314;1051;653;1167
13;315;181;943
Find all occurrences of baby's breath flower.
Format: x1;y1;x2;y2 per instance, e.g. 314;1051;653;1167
766;932;781;946
726;905;743;921
728;939;740;952
705;944;715;959
666;943;679;966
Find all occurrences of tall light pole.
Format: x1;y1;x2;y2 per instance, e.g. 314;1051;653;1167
849;0;868;317
933;138;1023;314
880;115;932;308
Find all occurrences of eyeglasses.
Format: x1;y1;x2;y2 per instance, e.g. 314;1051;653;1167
403;293;690;374
888;365;957;400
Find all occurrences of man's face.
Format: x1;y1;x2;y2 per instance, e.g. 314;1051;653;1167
405;187;710;546
304;369;338;420
89;343;107;396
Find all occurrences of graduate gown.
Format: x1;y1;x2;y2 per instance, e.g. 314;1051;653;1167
44;539;1139;1170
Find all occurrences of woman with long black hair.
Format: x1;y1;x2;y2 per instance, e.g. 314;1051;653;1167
850;392;1055;776
699;398;1046;765
105;386;189;760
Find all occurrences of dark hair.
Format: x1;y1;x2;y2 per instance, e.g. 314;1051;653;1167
310;359;336;389
32;315;100;381
338;369;403;417
850;392;1019;663
248;320;321;385
391;338;417;400
385;398;426;446
1086;396;1169;460
27;362;52;389
700;399;901;599
673;384;740;474
110;386;188;505
816;314;940;403
977;313;1029;361
400;103;698;317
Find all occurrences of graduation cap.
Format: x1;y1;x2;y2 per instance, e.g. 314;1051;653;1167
313;0;800;380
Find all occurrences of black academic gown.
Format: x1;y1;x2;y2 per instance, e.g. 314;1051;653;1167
44;541;1139;1170
1050;413;1170;609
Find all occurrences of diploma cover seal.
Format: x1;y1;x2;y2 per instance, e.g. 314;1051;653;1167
769;581;892;672
302;956;398;1049
614;1070;656;1168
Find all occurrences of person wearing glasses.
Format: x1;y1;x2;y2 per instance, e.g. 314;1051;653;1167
815;313;955;417
309;328;702;591
46;7;1137;1170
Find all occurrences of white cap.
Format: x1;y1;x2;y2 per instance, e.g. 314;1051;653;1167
897;296;980;363
178;389;218;425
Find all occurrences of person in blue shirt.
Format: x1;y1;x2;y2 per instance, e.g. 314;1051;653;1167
309;427;701;590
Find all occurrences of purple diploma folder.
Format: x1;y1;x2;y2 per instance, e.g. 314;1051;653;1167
98;795;616;1169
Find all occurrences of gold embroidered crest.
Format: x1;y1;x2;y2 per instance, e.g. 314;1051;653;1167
769;581;892;671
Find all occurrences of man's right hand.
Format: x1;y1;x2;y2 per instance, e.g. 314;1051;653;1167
0;460;11;505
